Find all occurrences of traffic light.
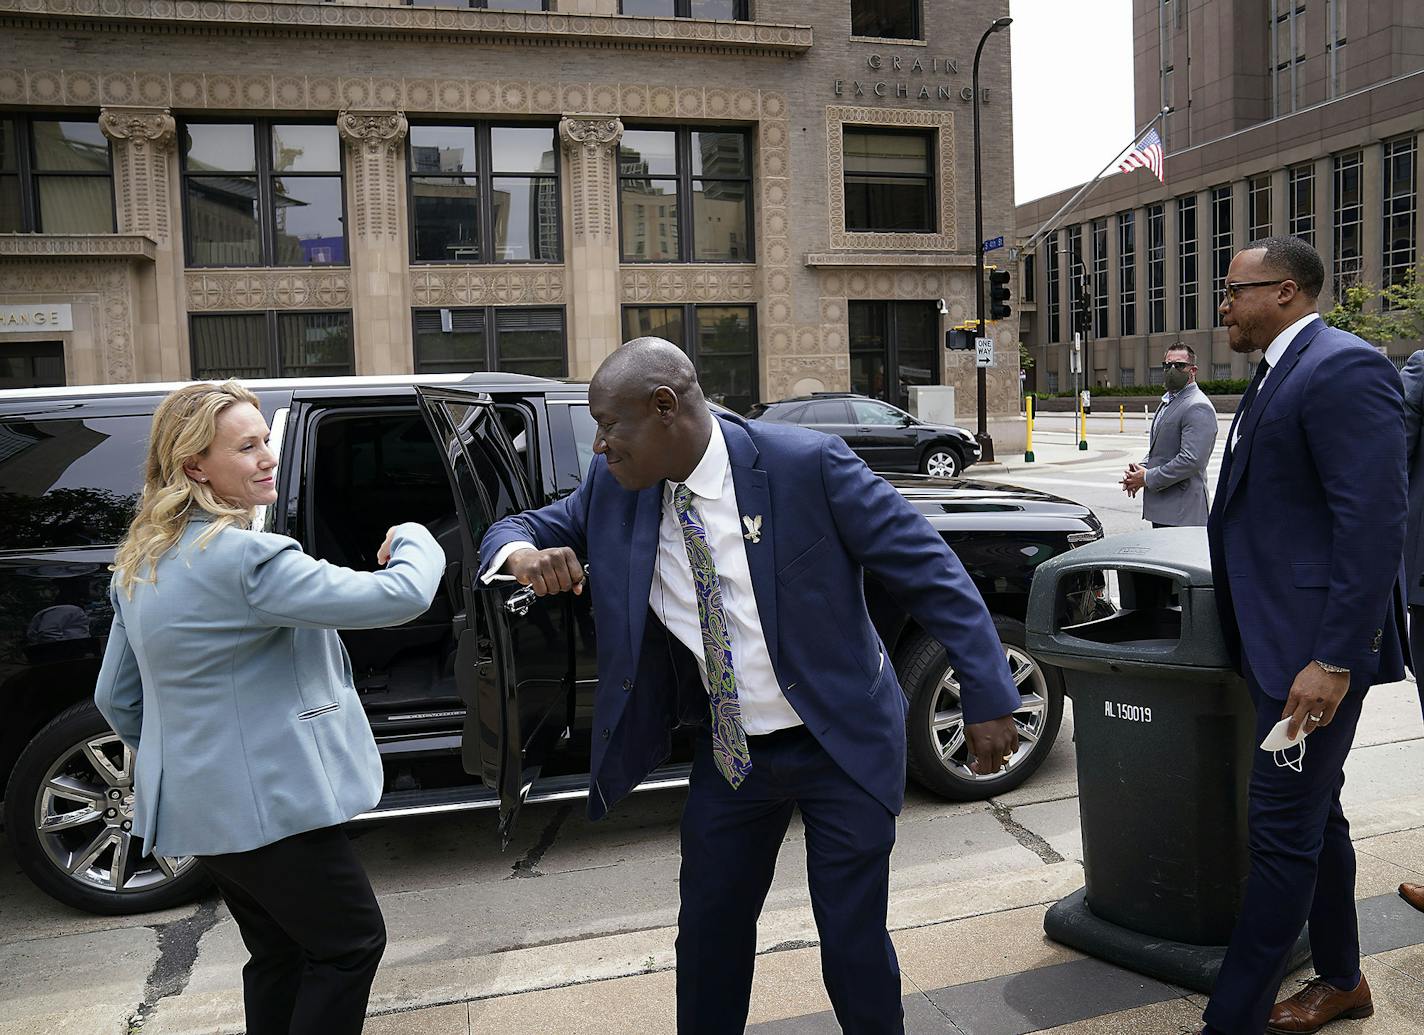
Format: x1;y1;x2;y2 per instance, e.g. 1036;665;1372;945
944;324;975;350
988;268;1012;321
1073;301;1092;334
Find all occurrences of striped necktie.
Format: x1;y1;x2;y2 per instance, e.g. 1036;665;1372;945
672;483;751;788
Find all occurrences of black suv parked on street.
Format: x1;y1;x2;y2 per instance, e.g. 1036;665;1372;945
0;374;1101;915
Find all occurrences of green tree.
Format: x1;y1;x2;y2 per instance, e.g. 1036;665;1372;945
1323;266;1424;344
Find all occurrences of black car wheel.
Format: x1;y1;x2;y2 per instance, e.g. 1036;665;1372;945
899;615;1065;800
920;445;962;479
4;702;210;915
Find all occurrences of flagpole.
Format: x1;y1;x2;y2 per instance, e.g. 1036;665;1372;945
1019;105;1173;257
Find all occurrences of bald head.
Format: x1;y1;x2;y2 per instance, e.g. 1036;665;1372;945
591;337;703;405
587;337;713;491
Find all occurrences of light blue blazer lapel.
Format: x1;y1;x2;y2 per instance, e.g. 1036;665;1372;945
626;485;662;659
720;416;779;672
1224;317;1325;505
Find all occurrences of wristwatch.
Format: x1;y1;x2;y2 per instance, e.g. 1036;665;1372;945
1313;660;1350;675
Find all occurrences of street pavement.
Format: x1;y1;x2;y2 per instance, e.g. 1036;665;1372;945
4;411;1424;1034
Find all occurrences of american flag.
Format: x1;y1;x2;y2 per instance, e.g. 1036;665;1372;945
1116;129;1165;183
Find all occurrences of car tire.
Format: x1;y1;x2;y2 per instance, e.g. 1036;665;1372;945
920;445;962;479
899;615;1065;801
3;701;210;915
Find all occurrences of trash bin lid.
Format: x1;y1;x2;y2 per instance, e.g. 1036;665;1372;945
1026;526;1237;672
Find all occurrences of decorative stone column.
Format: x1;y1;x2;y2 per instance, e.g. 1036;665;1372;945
100;106;178;381
338;110;411;374
559;114;624;379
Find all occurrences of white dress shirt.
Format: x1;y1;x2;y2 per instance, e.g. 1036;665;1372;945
1231;311;1319;450
483;421;801;734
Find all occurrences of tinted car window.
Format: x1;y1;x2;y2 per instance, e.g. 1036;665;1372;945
0;417;148;550
804;401;849;423
569;403;597;480
774;404;807;423
850;400;905;426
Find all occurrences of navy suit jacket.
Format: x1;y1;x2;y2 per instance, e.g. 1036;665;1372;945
479;412;1020;820
1207;317;1410;698
1398;348;1424;607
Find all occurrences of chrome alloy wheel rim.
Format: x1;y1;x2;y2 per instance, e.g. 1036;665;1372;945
925;452;958;478
35;732;195;895
925;644;1049;780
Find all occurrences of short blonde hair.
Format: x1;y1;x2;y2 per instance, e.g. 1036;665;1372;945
112;380;262;594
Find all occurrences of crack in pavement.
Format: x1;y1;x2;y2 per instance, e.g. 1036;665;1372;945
508;801;574;879
127;895;222;1032
988;801;1065;865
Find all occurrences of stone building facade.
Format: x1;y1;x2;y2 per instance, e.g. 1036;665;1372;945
1017;0;1424;394
0;0;1021;444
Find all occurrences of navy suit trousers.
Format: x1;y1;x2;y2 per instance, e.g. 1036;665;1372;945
1203;674;1366;1035
675;726;903;1035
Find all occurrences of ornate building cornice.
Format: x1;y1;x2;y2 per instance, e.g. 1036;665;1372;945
98;107;176;151
0;0;813;55
337;110;408;156
0;234;157;261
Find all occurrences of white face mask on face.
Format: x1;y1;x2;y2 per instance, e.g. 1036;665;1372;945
1260;716;1308;773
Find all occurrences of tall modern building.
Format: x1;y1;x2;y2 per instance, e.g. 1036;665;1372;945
0;0;1022;442
1017;0;1424;393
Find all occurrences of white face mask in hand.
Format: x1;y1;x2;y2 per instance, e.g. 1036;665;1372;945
1260;717;1308;773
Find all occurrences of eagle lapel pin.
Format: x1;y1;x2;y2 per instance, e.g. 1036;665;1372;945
742;515;762;544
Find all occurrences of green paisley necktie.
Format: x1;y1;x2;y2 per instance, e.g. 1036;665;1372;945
672;483;752;788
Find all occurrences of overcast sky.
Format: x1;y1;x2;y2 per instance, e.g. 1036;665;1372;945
1010;0;1136;205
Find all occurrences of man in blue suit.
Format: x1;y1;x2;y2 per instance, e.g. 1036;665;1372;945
1203;236;1409;1035
480;339;1021;1034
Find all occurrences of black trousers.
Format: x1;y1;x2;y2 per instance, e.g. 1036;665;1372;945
198;825;386;1035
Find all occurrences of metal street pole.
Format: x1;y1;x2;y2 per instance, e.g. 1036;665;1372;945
973;15;1011;464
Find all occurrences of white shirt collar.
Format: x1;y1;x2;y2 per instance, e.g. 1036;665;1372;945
1263;312;1319;371
667;417;728;501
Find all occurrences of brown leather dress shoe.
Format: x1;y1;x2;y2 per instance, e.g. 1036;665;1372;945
1266;974;1372;1033
1402;882;1424;912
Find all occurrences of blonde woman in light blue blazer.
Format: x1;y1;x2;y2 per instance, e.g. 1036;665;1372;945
94;380;443;1035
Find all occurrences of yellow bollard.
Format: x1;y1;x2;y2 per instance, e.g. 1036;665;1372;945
1025;395;1036;461
1119;404;1125;434
1078;394;1088;451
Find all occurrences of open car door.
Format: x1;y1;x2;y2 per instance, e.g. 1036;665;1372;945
414;386;574;845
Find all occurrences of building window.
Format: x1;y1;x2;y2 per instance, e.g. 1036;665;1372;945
1148;364;1166;386
846;301;937;413
1067;225;1086;335
1092;218;1109;338
190;311;354;379
850;0;920;39
619;127;752;262
619;0;748;17
1045;236;1061;342
1116;210;1139;335
1147;203;1166;334
1022;253;1036;304
1333;150;1363;296
622;305;757;412
1046;370;1059;393
0;340;65;389
1249;174;1272;241
0;114;114;234
1178;196;1198;331
1212;362;1233;379
1119;367;1136;387
1270;1;1306;117
840;128;934;234
182;122;345;267
1212;186;1232;325
1326;0;1347;98
408;123;560;264
1384;136;1417;288
406;0;550;8
1289;163;1315;246
413;306;566;376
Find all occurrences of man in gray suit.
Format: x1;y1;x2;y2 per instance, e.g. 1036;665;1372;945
1122;343;1219;526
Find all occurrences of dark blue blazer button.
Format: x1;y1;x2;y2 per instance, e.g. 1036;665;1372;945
622;678;633;691
601;727;610;739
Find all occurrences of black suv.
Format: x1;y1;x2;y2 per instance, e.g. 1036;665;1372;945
0;373;1101;916
748;393;981;479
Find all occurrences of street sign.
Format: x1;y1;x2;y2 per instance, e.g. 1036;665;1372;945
981;235;1005;253
975;337;995;367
